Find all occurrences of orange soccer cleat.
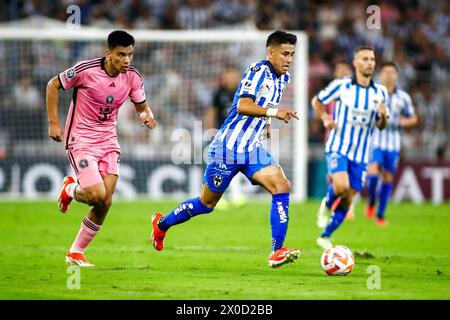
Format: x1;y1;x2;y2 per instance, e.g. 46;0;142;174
151;213;166;251
58;176;75;213
268;247;301;268
365;204;375;219
65;250;95;267
376;217;389;227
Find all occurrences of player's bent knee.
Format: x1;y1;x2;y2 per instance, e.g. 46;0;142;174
85;189;107;206
333;183;350;196
273;179;291;194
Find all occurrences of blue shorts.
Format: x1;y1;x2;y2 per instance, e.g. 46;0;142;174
326;152;367;192
370;148;400;173
203;146;276;193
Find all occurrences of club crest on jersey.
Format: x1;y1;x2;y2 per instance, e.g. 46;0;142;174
106;95;114;104
67;68;75;79
213;174;223;187
329;153;340;170
79;159;89;169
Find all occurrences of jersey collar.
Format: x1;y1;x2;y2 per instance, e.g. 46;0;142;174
101;57;120;78
264;60;282;79
351;76;376;89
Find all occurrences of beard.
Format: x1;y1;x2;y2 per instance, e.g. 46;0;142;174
361;69;373;77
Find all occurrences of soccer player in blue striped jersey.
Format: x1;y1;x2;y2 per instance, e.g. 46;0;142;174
311;46;390;249
150;30;301;268
365;62;417;226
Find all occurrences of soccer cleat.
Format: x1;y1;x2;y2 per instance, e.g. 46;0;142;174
317;197;332;228
316;236;333;249
65;250;95;267
376;217;389;227
151;213;166;251
268;247;301;268
58;176;75;213
365;204;375;219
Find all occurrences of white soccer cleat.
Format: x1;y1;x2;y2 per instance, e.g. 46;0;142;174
316;237;333;250
317;197;332;228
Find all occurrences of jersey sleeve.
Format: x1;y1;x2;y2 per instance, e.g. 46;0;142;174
237;64;267;101
58;64;83;90
317;78;343;105
401;92;415;117
129;71;146;104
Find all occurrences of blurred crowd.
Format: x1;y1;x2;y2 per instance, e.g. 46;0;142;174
0;0;449;161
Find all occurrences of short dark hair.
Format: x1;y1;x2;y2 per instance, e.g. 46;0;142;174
380;61;398;71
107;30;135;50
354;45;375;54
266;30;297;48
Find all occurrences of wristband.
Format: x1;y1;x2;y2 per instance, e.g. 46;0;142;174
266;108;279;117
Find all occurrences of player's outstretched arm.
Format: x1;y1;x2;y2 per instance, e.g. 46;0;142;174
237;97;298;123
311;96;336;130
134;101;157;129
46;76;63;142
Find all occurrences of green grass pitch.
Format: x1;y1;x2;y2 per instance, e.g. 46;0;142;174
0;199;449;299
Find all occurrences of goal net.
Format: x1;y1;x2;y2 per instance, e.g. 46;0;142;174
0;24;308;201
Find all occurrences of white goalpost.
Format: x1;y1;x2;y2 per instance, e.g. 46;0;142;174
0;26;308;201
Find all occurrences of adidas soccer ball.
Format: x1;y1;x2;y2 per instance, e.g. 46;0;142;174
320;245;354;276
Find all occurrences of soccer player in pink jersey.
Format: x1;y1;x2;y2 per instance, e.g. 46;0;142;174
46;30;156;267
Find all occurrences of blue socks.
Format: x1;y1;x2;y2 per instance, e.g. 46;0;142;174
270;193;290;252
324;184;338;208
367;175;379;206
158;197;213;231
377;183;393;219
321;202;348;238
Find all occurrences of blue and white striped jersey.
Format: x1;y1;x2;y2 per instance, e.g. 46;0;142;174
317;76;389;164
209;60;290;160
372;87;415;152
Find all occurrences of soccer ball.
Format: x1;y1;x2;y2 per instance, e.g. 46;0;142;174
320;244;355;276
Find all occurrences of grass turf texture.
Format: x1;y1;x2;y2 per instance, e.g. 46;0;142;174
0;200;449;300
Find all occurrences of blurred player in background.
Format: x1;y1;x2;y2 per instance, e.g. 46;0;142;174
312;46;389;249
46;30;156;267
323;61;358;221
151;30;301;268
204;67;247;210
365;62;417;226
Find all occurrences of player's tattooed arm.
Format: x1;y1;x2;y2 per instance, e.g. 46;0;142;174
311;96;336;130
134;101;157;129
46;76;63;142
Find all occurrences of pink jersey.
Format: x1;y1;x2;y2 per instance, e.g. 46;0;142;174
59;57;146;151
